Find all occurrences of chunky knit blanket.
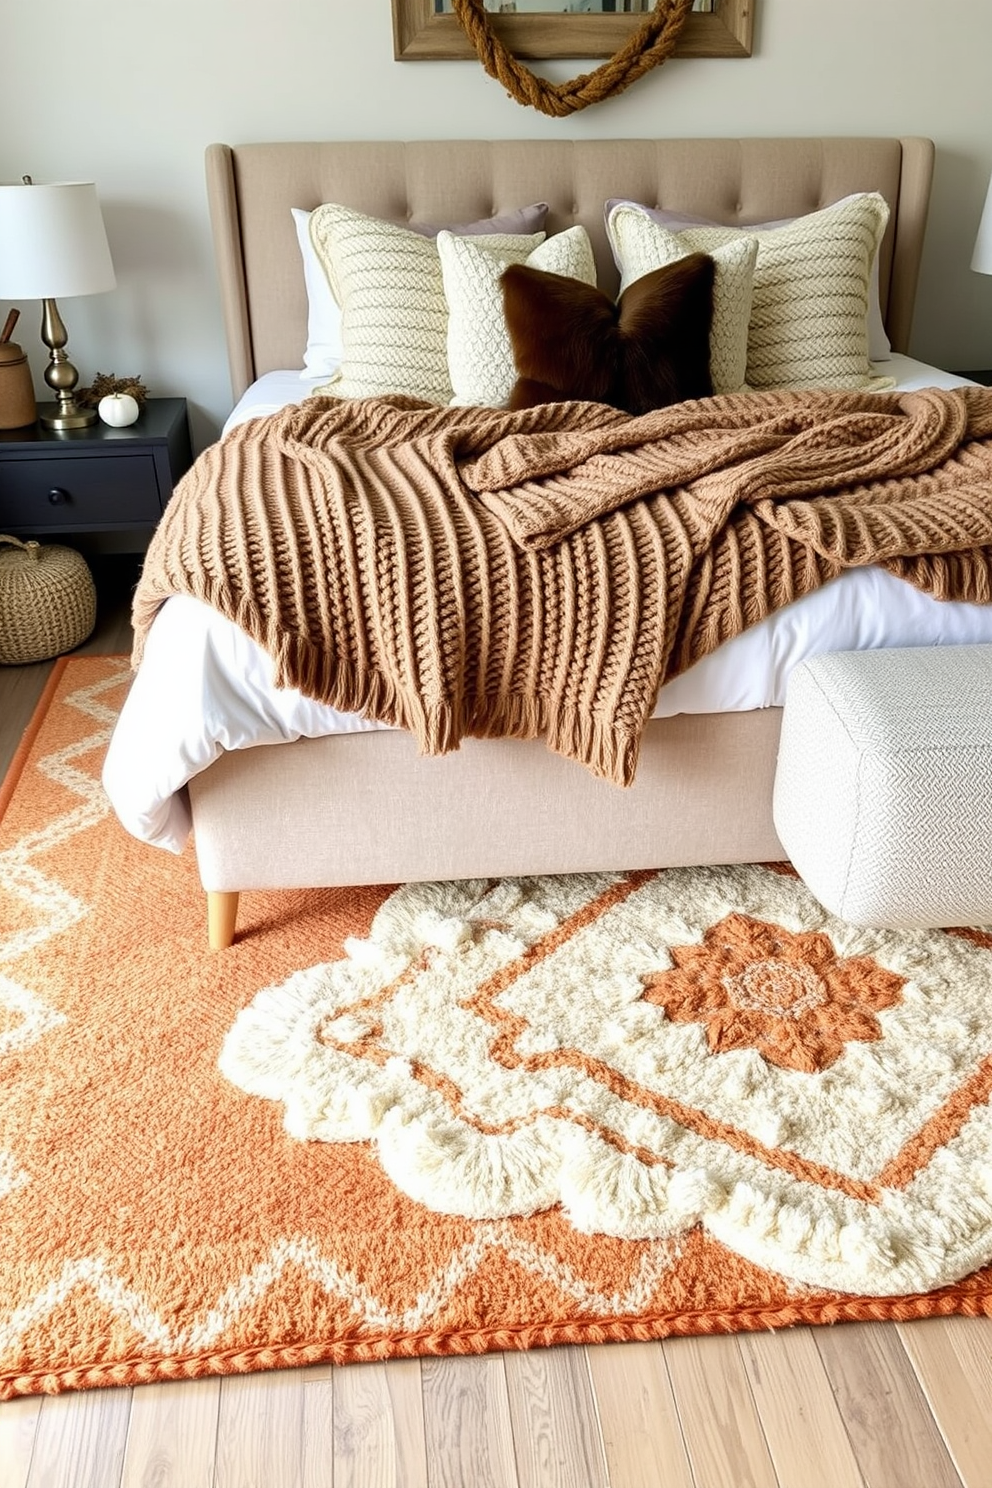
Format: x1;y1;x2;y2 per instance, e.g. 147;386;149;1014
133;386;992;785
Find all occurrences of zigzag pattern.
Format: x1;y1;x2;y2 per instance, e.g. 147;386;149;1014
1;701;681;1374
0;1225;676;1358
1;664;127;966
0;663;130;1207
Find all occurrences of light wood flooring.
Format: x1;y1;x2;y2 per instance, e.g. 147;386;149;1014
1;559;991;1488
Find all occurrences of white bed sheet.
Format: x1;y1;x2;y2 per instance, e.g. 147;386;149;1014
104;360;991;854
220;357;975;434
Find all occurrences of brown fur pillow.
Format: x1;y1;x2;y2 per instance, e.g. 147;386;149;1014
501;253;715;416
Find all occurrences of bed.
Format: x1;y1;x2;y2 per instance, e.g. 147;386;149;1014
103;135;992;950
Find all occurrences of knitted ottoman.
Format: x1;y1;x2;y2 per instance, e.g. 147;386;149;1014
773;645;992;928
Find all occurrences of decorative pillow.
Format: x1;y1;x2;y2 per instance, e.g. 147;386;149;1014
307;205;548;404
607;193;894;392
294;201;549;385
438;226;597;407
606;197;893;361
501;253;715;416
605;206;756;394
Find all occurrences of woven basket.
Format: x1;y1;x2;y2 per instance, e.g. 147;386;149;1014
0;535;97;665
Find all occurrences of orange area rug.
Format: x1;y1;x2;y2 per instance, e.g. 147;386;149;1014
2;655;991;1399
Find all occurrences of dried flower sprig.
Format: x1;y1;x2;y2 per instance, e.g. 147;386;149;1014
77;373;149;409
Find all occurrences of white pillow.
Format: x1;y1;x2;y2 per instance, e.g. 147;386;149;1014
605;197;893;362
293;201;550;383
307;204;546;404
292;207;342;380
609;193;893;392
438;226;598;407
605;206;757;395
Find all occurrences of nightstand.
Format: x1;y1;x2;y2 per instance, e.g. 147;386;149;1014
0;398;193;548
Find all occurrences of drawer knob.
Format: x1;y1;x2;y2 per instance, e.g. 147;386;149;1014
47;488;70;505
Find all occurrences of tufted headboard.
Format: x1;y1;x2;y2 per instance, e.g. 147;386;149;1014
205;137;935;403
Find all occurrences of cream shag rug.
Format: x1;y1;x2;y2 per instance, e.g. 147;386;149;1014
221;864;992;1299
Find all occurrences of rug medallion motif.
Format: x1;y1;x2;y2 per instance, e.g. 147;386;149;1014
222;865;992;1298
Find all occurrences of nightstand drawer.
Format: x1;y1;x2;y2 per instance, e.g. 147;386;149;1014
0;398;191;549
0;452;164;530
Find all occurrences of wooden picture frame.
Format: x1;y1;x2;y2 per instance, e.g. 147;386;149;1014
392;0;754;62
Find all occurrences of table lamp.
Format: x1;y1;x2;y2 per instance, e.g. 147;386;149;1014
972;171;992;278
0;179;116;430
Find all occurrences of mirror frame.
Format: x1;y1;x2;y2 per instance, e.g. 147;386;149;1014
392;1;754;62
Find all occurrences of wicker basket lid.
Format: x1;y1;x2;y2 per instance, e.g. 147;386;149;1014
0;534;97;666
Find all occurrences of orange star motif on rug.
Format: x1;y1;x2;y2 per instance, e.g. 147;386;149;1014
641;913;906;1073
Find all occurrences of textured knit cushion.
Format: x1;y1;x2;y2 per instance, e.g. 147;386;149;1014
605;198;893;362
308;204;545;403
293;202;549;380
606;205;757;394
438;226;597;407
773;646;992;928
502;253;715;416
610;194;893;392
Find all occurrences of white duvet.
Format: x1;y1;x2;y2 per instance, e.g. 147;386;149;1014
103;358;992;854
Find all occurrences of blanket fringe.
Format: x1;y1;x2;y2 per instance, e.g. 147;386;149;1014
274;631;640;786
275;631;464;760
546;707;643;787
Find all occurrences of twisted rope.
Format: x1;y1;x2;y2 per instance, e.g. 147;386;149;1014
450;0;695;117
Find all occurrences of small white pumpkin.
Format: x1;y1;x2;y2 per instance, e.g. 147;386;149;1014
98;392;140;428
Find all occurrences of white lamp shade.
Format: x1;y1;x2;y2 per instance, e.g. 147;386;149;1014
972;172;992;276
0;181;116;298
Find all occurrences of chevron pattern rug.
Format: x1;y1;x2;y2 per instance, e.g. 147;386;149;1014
2;656;991;1399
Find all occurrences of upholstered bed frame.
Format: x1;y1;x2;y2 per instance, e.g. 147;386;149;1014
191;136;934;948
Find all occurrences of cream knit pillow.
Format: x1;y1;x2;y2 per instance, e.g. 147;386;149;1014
308;204;545;404
610;193;894;392
438;226;598;407
606;205;757;394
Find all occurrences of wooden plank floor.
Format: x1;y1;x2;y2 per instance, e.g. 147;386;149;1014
1;559;989;1488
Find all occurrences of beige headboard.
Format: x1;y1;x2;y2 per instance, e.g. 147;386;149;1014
205;137;935;404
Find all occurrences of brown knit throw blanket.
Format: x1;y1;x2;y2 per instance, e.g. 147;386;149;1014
132;386;992;786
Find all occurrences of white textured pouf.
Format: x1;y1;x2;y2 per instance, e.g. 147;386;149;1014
773;645;992;928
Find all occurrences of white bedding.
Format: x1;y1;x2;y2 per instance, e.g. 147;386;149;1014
103;359;991;854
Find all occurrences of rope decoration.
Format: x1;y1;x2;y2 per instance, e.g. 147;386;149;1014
450;0;696;117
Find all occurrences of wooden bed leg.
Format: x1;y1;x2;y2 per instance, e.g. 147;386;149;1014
207;890;240;950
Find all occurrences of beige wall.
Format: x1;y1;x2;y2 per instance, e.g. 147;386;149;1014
3;0;991;448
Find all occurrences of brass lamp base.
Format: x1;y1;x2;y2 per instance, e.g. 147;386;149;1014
38;401;97;431
39;297;96;432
